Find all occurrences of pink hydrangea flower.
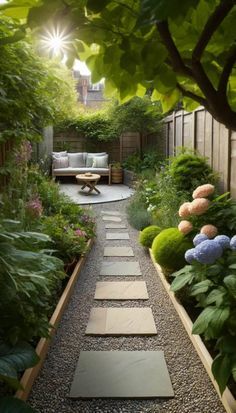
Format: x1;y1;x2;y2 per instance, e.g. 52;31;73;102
178;202;192;218
200;224;218;239
189;198;210;215
178;220;193;235
192;184;215;199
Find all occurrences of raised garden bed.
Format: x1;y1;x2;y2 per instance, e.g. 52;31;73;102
149;249;236;413
15;238;94;402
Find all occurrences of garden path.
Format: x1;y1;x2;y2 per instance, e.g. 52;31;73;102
29;199;225;413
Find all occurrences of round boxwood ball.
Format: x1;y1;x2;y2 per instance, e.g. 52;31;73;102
152;228;192;271
139;225;162;248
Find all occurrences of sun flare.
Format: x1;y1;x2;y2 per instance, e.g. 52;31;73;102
41;26;71;56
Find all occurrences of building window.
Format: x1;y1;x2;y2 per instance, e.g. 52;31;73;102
89;82;101;91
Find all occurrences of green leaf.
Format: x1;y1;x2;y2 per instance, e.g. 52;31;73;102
205;288;226;307
212;353;232;395
1;7;30;19
161;89;180;113
224;275;236;299
86;0;109;13
192;306;230;337
0;397;36;413
190;279;212;296
0;341;39;390
140;0;200;22
170;270;194;292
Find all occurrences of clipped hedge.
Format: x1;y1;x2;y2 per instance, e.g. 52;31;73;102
152;227;192;271
139;225;161;248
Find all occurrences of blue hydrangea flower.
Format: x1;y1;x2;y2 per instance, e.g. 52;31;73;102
194;240;223;265
193;233;208;246
230;235;236;250
185;248;196;264
214;235;230;250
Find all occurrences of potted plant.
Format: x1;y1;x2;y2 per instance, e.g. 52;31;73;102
111;162;123;184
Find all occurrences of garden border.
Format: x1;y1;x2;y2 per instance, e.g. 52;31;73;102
149;249;236;413
15;238;94;402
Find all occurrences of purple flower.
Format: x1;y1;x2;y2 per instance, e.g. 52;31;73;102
230;235;236;250
193;233;208;247
194;240;222;265
185;248;196;264
214;235;230;250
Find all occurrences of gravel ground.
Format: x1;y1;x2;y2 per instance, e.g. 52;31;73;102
29;199;225;413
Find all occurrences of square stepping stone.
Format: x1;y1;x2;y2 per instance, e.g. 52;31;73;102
101;210;121;216
102;216;122;222
69;351;174;398
106;232;130;240
85;307;157;335
104;247;134;257
105;223;127;229
94;281;149;300
100;261;141;276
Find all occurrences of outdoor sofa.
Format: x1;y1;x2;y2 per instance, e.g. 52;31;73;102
52;151;112;184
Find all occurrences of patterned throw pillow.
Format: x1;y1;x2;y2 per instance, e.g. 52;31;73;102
92;154;108;168
86;152;107;167
52;151;67;158
53;156;69;169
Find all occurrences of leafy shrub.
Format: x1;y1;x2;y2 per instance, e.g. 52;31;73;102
41;214;88;264
0;221;65;344
152;228;192;271
139;225;161;248
169;152;217;192
127;195;152;230
123;150;163;174
171;246;236;395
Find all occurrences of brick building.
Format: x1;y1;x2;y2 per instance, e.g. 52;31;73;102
73;70;108;109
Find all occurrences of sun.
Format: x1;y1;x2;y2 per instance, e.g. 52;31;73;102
41;26;72;57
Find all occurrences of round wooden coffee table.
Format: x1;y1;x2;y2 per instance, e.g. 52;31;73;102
76;173;101;195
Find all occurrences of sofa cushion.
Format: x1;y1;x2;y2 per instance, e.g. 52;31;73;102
92;154;108;168
53;156;69;168
53;167;109;174
86;152;107;167
68;152;85;167
52;151;67;158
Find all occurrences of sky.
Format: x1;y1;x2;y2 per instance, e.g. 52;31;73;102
73;59;91;75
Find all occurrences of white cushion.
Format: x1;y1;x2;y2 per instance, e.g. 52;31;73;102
53;167;109;174
53;156;69;168
92;154;108;168
52;151;67;158
68;153;85;167
86;152;107;167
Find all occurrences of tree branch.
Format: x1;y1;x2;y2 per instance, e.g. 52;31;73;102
193;0;235;61
156;21;193;78
218;44;236;97
177;83;208;107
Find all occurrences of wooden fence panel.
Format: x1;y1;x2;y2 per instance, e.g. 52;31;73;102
164;108;233;195
230;130;236;198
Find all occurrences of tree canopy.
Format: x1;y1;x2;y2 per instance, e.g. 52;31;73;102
1;0;236;129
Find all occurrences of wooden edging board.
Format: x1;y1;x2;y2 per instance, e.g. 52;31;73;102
149;249;236;413
16;238;94;402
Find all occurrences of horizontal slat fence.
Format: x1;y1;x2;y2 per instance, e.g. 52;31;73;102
164;108;234;196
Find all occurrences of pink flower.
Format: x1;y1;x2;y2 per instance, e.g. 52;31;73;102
179;202;192;218
26;196;43;218
189;198;210;215
192;184;215;199
178;220;193;235
75;228;86;237
200;225;218;239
